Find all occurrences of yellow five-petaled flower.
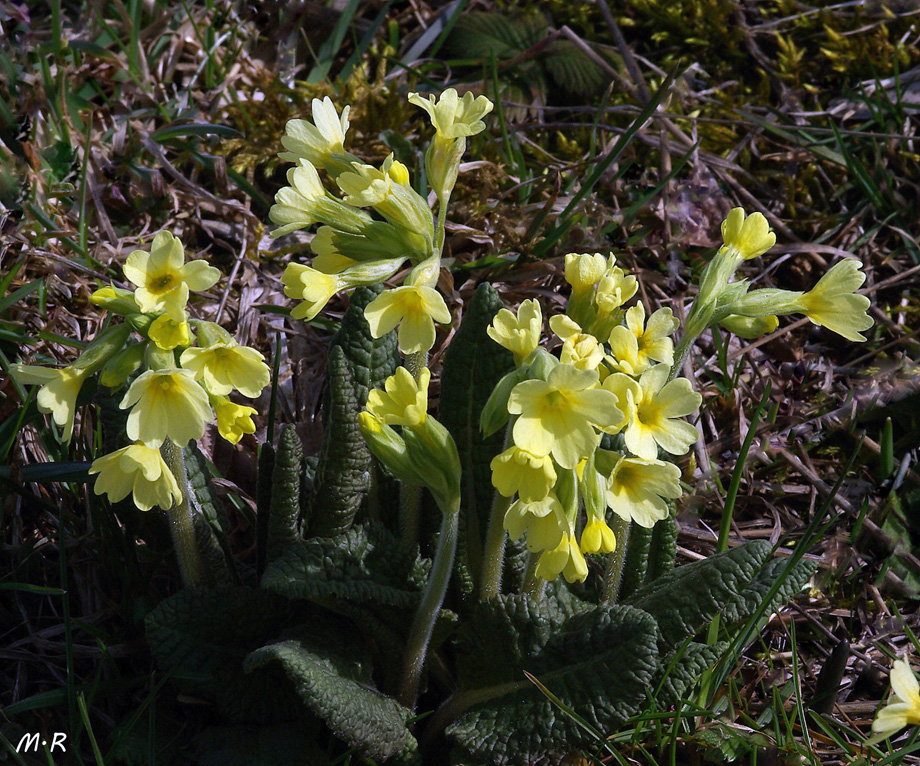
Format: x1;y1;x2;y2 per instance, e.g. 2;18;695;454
873;657;920;737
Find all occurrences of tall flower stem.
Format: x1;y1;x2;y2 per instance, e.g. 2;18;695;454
522;553;546;600
399;506;458;709
479;423;515;600
399;350;429;546
161;438;202;587
602;515;631;605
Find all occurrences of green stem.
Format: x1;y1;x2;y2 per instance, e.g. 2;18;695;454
399;507;459;709
161;439;202;587
400;350;429;546
479;492;513;600
522;553;546;600
602;515;631;605
669;331;696;382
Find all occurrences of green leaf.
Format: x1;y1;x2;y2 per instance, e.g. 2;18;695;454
543;40;610;97
626;540;772;652
720;556;816;625
193;724;328;766
655;642;726;707
308;346;371;537
244;622;416;759
439;282;515;594
150;123;242;142
329;282;399;408
266;425;303;563
447;597;658;765
445;11;546;61
261;521;429;609
144;587;310;723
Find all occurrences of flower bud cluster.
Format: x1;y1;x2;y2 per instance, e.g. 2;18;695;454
12;232;271;512
484;257;701;583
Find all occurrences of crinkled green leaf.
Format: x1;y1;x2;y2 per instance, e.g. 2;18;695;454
543;40;611;97
265;424;303;564
261;521;429;608
626;540;772;652
308;346;370;537
144;587;309;722
244;623;416;759
445;11;546;61
439;282;515;596
655;642;726;707
448;597;658;765
721;556;816;625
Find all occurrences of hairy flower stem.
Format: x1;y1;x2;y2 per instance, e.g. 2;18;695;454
479;492;513;600
399;507;459;709
669;332;695;383
602;516;631;605
161;439;202;587
399;350;429;546
522;554;546;600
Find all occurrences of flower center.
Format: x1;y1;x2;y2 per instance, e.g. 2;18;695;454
151;273;176;292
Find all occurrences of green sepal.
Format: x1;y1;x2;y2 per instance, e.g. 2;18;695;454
308;346;371;537
243;618;417;760
261;521;430;609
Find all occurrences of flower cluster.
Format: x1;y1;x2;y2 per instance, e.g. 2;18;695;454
686;207;874;343
485;253;699;583
272;90;492;355
11;232;270;511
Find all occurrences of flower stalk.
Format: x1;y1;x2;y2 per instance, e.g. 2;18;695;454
160;438;202;587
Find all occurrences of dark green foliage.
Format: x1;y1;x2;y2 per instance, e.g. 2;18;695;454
619;521;652;600
266;425;303;564
654;642;726;707
647;499;678;580
439;282;515;595
183;442;235;587
448;597;659;765
256;441;274;578
145;587;309;723
329;282;399;407
721;556;816;626
244;618;416;760
627;541;773;652
193;725;328;766
307;346;371;537
261;521;430;608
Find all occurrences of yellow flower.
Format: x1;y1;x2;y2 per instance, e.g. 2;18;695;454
508;364;623;469
490;445;557;502
594;266;638;317
214;398;257;444
408;88;494;139
10;364;90;443
795;259;873;342
89;443;181;511
503;493;566;553
123;231;220;315
282;263;340;321
580;516;617;555
366;367;430;428
120;369;212;448
608;304;678;375
873;658;920;736
180;343;269;398
486;299;542;365
149;311;191;351
721;207;775;261
602;453;682;527
564;253;609;293
269;160;370;238
536;532;588;583
550;315;606;371
604;365;701;460
279;97;360;177
364;285;452;354
337;155;433;238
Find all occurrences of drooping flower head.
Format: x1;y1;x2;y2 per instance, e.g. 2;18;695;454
124;231;220;316
213;398;258;445
795;259;873;342
89;443;182;512
180;343;270;398
120;368;212;448
364;285;452;355
279;97;361;177
282;263;341;321
598;451;682;527
504;493;567;553
490;445;557;503
487;299;542;365
536;531;588;583
10;364;91;443
366;367;430;428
